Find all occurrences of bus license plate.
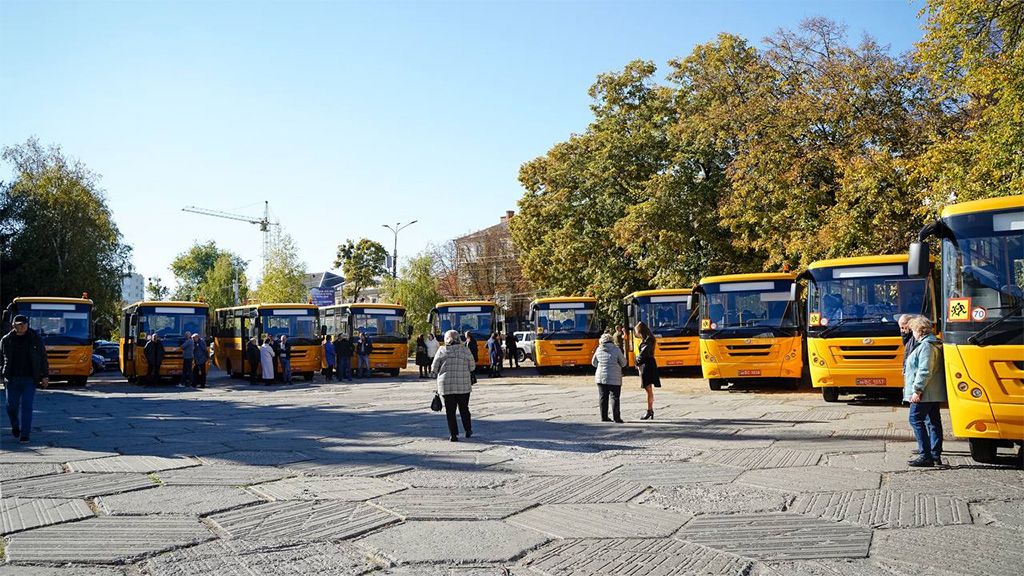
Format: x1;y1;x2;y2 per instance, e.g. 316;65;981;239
667;360;684;366
561;360;576;367
50;369;61;375
375;363;386;368
738;369;760;376
856;378;886;386
169;369;180;375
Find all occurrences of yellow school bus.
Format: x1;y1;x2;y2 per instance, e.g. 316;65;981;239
909;195;1023;463
696;273;803;391
213;303;321;381
623;289;700;369
321;303;410;376
428;300;501;362
120;301;210;383
2;296;93;385
803;256;938;403
530;297;602;372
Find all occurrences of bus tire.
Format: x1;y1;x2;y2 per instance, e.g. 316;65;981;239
821;387;840;403
709;379;724;391
388;369;400;377
304;373;314;382
969;438;999;464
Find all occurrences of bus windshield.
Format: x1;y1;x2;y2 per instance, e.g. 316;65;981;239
633;295;697;337
351;308;407;342
138;306;207;347
536;304;600;337
436;306;495;340
942;208;1024;345
807;266;926;336
260;309;319;343
20;303;91;345
701;280;799;334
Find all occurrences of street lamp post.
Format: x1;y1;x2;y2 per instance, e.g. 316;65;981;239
382;221;418;279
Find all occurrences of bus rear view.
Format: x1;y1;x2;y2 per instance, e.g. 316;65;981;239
697;274;802;391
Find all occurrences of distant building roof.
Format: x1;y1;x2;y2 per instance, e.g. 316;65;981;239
454;210;515;243
303;271;345;291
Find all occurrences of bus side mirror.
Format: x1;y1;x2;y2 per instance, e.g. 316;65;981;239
789;283;799;301
908;242;930;277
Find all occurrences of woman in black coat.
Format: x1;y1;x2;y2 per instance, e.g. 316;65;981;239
634;321;660;420
415;335;430;378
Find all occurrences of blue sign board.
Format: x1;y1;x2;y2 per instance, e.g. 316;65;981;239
309;287;335;307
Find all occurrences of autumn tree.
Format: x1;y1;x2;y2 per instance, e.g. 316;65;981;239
335;238;388;302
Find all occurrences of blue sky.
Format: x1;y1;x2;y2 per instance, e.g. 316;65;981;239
1;0;925;289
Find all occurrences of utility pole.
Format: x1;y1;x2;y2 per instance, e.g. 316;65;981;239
382;221;417;279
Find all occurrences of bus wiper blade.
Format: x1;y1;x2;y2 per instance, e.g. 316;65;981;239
967;303;1024;346
818;316;883;337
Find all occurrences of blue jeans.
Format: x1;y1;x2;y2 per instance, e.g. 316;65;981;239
5;377;35;437
181;358;194;385
281;358;292;382
338;356;352;380
358;355;370;377
909;402;944;460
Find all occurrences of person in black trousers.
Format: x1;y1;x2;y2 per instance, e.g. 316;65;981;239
246;337;261;384
464;331;478;373
505;332;519;369
143;333;165;385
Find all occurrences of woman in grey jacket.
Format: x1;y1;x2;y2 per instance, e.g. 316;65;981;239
432;330;477;442
592;333;627;423
903;316;947;467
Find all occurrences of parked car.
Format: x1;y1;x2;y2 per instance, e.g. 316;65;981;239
93;342;120;370
91;354;106;374
503;331;535;364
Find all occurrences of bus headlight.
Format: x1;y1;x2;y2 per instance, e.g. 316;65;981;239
957;382;969;392
971;388;984;399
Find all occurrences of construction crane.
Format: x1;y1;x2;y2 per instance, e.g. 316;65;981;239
182;201;278;271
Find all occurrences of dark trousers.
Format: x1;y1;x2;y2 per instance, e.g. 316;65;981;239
338;357;352;380
443;393;472;437
181;358;194;385
508;349;519;368
249;362;259;384
909;402;944;460
146;362;160;384
193;362;207;387
5;377;35;437
324;364;335;381
598;384;622;421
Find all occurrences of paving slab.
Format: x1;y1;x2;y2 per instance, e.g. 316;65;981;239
248;476;406;501
636;483;794;515
143;538;379;575
759;559;932;576
69;455;201;473
389;469;518;489
773;438;886;454
0;472;156;498
886;468;1024;501
199;450;310;466
834;428;916;442
492;457;621;477
356;520;549;564
0;447;116;463
825;450;929;473
693;447;823;469
285;460;413;478
0;497;93;534
503;475;648;504
970;499;1024;529
154;464;292;486
871;524;1024;576
738;466;881;492
373;487;537;520
610;461;743;486
98;485;262;515
790;490;972;528
393;451;514;470
676;513;872;560
208;500;399;542
4;515;214;563
0;462;64;482
0;565;126;575
507;502;691;538
520;538;754;576
762;409;852;422
379;566;533;576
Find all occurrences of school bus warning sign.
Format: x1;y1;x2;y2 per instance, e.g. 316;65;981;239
947;298;971;322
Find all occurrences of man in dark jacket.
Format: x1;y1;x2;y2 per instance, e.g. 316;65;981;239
192;333;209;388
505;332;519;369
143;334;165;385
0;315;49;443
356;333;373;378
336;335;354;381
898;314;918;368
246;337;261;384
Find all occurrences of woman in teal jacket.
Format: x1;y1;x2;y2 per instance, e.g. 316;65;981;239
903;316;947;467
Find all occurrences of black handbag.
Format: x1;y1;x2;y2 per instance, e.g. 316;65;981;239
430;392;442;412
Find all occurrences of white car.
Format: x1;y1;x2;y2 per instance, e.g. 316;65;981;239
503;331;535;364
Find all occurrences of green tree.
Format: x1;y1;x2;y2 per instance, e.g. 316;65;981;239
334;238;387;302
170;241;247;302
380;253;442;337
199;254;249;310
255;230;307;303
146;276;170;301
914;0;1024;201
0;138;132;323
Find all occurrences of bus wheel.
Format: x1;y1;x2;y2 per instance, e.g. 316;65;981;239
969;438;999;464
709;379;724;391
821;387;840;403
389;369;400;377
127;376;137;384
304;373;314;382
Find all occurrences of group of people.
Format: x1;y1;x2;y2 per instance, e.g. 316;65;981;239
245;335;292;385
898;313;947;468
142;331;208;387
321;332;374;381
591;321;660;423
415;331;520;379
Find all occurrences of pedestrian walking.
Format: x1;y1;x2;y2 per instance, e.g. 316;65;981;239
486;332;503;377
415;335;430;378
432;329;476;442
335;335;353;381
180;331;195;387
279;335;292;383
425;333;440;367
0;315;49;443
356;332;373;377
323;335;336;381
592;332;627;422
259;336;276;385
246;337;261;384
464;331;478;371
144;333;165;385
903;316;947;467
192;333;208;388
634;321;660;420
505;331;519;369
